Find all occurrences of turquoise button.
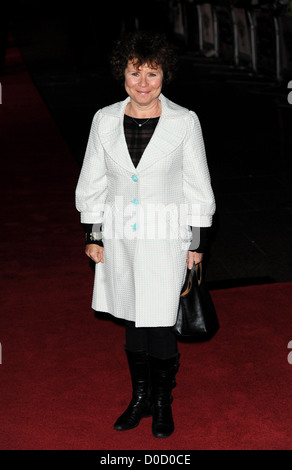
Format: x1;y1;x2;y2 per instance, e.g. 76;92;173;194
132;198;139;205
131;174;138;182
132;223;138;231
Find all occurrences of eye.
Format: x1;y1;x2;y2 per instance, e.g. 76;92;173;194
149;73;157;77
131;72;139;77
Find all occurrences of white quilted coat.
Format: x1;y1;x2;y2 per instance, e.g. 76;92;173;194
75;94;215;327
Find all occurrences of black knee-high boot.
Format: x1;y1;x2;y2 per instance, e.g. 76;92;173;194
114;348;151;431
149;354;179;438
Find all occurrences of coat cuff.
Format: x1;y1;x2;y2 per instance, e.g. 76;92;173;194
186;215;213;227
80;212;104;224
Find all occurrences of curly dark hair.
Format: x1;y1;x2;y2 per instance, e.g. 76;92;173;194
110;30;178;84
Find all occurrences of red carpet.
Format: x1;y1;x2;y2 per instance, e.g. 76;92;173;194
1;42;292;451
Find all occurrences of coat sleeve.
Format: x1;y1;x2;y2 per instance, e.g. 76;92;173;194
182;111;216;227
75;111;108;224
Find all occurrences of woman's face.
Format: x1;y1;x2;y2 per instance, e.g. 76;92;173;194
124;60;163;108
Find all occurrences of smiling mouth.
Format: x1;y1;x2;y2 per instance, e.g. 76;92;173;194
137;90;151;94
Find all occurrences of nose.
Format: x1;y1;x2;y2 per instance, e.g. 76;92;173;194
138;73;148;87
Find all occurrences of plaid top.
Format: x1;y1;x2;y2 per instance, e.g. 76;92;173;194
123;114;160;167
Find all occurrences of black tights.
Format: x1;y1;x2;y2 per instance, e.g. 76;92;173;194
125;320;177;360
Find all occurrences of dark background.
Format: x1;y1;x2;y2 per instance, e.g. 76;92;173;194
3;0;292;287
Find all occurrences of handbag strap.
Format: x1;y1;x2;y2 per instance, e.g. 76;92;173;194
181;262;202;297
195;262;203;285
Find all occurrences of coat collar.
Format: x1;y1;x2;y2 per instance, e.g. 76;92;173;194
98;94;188;173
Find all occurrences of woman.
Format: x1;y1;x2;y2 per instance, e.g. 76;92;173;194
75;31;215;438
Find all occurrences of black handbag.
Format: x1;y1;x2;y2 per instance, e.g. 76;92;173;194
172;262;219;340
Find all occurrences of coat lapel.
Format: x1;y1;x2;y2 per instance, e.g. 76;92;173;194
98;94;187;173
98;97;135;173
136;113;184;172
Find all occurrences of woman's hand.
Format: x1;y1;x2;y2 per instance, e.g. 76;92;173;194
85;244;104;264
187;251;203;269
